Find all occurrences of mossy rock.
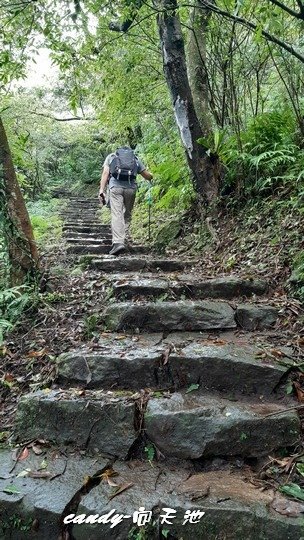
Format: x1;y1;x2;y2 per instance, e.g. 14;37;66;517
155;219;181;249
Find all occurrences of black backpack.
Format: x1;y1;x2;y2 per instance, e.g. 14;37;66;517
109;147;138;180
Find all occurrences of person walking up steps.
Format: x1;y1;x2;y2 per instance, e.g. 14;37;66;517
99;146;153;255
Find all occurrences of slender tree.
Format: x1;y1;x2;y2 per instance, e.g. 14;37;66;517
156;0;220;203
0;117;39;285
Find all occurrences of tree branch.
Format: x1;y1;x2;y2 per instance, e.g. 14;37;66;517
182;1;304;64
296;1;304;17
28;111;95;121
266;0;303;19
108;0;144;32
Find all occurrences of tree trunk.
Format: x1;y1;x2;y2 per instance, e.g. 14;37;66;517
186;3;213;136
157;0;220;204
0;116;39;285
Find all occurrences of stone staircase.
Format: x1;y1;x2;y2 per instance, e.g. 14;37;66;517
0;196;302;539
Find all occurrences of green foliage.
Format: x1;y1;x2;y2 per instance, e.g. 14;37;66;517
27;198;63;244
0;285;33;344
280;483;304;501
83;313;100;338
0;513;33;534
221;108;304;198
144;443;155;463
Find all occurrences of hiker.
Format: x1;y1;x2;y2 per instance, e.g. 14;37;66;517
99;146;153;255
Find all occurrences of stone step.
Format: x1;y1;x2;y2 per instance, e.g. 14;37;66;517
103;300;278;332
63;231;112;239
15;390;136;458
0;450;301;540
110;275;268;300
90;256;193;272
14;390;300;460
63;204;99;208
60;210;98;221
57;340;287;395
69;196;100;200
67;244;150;255
145;392;300;459
63;224;110;231
63;227;110;235
63;222;105;228
61;213;96;219
65;238;112;246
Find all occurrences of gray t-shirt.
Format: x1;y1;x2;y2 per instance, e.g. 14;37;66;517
103;152;146;189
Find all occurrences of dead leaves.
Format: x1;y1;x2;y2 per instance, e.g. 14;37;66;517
18;447;29;461
27;348;48;358
160;346;172;366
272;495;304;516
108;482;134;501
97;467;134;501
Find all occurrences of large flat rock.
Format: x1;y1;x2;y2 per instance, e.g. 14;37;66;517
236;304;279;330
67;245;149;255
90;256;192;272
57;341;287;396
0;450;302;540
111;275;268;300
145;393;301;459
103;300;236;332
67;244;111;255
14;390;137;458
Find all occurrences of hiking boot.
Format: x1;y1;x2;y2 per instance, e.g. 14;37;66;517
109;243;125;256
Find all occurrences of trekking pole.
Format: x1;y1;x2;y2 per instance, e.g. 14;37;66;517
147;181;152;242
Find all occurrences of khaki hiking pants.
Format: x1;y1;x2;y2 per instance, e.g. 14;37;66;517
110;186;136;244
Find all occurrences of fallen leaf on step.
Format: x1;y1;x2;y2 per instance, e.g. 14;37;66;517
31;444;43;455
18;447;29;461
280;483;304;501
107;477;119;487
108;482;134;501
161;346;172;366
269;348;284;357
272;495;304;516
28;471;52;479
100;468;119;481
17;469;31;478
3;484;20;495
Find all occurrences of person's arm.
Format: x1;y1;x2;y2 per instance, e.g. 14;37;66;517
140;169;153;181
99;164;109;203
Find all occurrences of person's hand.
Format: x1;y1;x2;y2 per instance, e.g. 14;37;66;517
99;191;106;205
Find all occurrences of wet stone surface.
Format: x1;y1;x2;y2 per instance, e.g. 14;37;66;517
111;276;268;300
144;392;301;459
57;341;287;396
236;304;279;330
0;450;302;540
103;300;237;332
14;390;137;458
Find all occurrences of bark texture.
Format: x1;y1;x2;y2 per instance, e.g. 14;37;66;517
157;0;220;203
0;117;39;284
186;2;213;136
